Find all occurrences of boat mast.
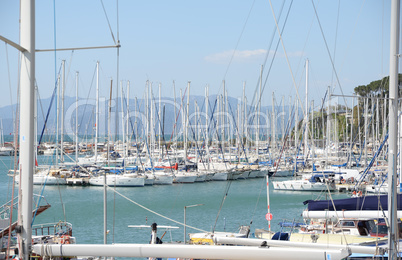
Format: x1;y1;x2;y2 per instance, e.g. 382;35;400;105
120;81;125;171
185;82;190;168
205;85;210;170
159;83;162;158
0;119;3;147
126;81;130;158
19;0;35;259
60;60;65;163
173;81;177;164
56;75;60;166
95;61;99;164
75;72;79;162
304;59;309;166
257;65;262;163
387;0;400;258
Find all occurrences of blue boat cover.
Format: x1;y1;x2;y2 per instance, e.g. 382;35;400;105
304;194;402;211
332;162;348;167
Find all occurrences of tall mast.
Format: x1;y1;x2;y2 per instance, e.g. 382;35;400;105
387;0;400;258
75;72;79;162
60;60;65;163
173;81;177;163
257;65;262;160
56;75;60;166
242;82;248;144
304;59;309;162
126;81;130;157
185;82;190;166
272;92;275;153
120;81;125;171
242;82;245;142
105;79;112;244
146;81;149;146
205;85;210;169
295;97;298;150
282;96;285;145
222;81;226;153
19;0;35;259
158;83;161;157
95;61;99;164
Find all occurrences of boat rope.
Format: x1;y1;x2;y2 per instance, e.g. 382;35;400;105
246;1;290;150
249;0;287;112
53;0;57;97
108;186;207;233
100;0;117;45
222;0;256;81
212;179;233;233
78;64;97;137
329;0;341;89
168;86;187;143
323;185;350;246
5;43;15;129
310;0;347;107
37;65;62;146
6;70;20;259
268;0;305;119
354;132;388;189
272;105;296;178
226;101;249;164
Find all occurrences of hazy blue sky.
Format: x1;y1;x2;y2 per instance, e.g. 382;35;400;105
0;1;393;110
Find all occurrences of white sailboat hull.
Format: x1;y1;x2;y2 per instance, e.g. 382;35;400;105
89;175;145;187
211;171;228;181
272;180;335;191
153;173;173;185
32;175;66;185
173;173;197;183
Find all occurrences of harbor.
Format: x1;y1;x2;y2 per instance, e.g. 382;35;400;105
1;0;402;259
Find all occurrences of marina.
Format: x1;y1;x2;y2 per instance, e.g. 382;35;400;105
1;0;402;259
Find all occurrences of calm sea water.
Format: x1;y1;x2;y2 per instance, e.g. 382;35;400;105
0;154;347;246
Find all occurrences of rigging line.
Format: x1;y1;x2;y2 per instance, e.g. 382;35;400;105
222;0;256;81
310;0;347;107
212;179;233;233
268;0;305;119
8;42;22;258
38;65;63;146
65;51;75;89
272;105;296;177
5;44;15;126
79;64;98;133
227;101;249;163
35;84;48;141
169;87;188;143
249;0;287;110
100;0;117;45
115;46;120;144
284;0;314;102
116;0;120;42
330;0;341;88
249;173;267;225
338;0;366;78
53;0;57;94
324;185;350;246
109;186;208;233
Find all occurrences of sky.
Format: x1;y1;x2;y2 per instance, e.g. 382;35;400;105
0;0;394;111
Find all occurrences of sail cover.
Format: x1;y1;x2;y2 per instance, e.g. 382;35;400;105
304;194;402;211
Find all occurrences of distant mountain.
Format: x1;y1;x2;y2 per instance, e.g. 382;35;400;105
0;95;296;142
